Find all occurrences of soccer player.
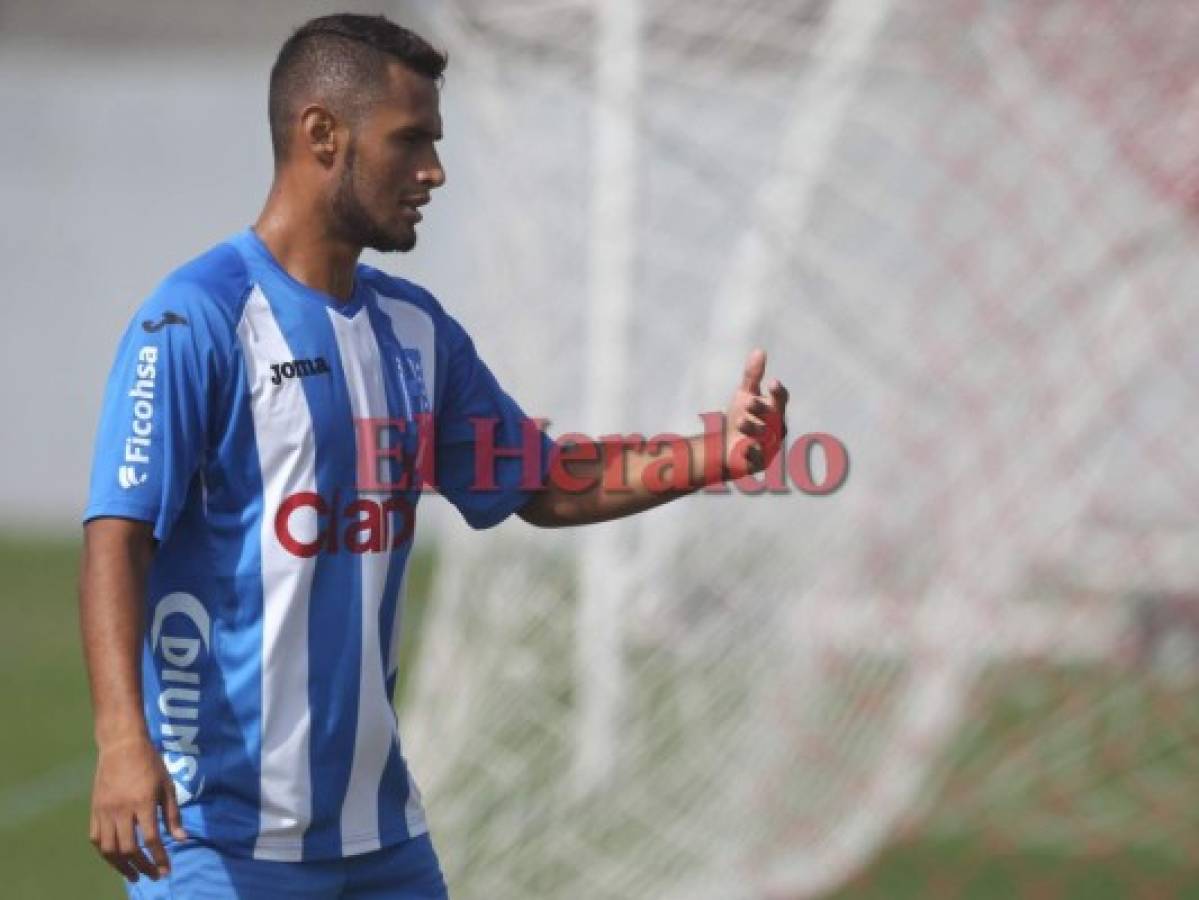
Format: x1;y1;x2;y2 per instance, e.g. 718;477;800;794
79;13;789;899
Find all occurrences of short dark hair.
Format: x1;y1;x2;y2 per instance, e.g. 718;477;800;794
268;14;448;162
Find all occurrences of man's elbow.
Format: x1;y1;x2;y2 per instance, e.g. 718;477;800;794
81;517;157;576
517;492;577;528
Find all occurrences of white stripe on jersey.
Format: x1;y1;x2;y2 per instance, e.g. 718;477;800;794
237;286;316;861
328;307;404;853
404;762;428;836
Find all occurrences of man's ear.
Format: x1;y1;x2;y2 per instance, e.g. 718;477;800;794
298;104;340;166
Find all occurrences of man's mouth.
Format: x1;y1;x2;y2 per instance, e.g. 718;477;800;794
400;196;430;222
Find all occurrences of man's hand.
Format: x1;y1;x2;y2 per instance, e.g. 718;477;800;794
724;348;789;479
89;735;186;882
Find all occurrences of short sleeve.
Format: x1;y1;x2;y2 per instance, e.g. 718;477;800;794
433;318;552;529
83;282;227;542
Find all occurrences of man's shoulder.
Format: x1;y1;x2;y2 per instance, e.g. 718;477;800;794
358;265;445;319
153;238;254;315
127;238;255;351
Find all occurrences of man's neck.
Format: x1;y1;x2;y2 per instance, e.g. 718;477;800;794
253;181;361;302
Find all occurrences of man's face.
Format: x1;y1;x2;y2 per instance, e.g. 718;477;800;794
331;63;446;253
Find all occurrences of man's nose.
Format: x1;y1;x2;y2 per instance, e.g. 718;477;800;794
419;151;446;189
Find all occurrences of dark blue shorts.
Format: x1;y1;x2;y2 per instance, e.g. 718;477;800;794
124;832;448;899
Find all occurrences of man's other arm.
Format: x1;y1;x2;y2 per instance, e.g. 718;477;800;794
80;518;186;884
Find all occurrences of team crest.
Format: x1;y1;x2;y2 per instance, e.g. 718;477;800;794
400;349;431;413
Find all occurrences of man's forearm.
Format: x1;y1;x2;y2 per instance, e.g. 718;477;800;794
519;433;719;527
79;519;156;747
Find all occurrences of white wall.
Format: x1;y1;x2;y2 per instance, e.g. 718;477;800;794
0;3;474;529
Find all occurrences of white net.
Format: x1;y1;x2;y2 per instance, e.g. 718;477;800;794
401;1;1199;897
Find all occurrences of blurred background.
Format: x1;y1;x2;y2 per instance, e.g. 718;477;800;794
2;0;1198;897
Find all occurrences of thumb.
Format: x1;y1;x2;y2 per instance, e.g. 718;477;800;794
740;348;767;395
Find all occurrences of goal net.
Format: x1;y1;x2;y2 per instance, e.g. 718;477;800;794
400;1;1199;896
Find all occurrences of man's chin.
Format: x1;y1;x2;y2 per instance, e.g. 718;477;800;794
368;230;417;254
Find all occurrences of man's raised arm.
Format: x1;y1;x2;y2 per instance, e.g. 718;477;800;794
519;349;789;528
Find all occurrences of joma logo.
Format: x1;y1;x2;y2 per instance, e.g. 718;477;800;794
270;357;331;385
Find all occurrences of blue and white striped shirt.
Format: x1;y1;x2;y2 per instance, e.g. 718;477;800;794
84;228;548;861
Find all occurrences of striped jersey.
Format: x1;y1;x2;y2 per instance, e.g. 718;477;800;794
83;228;549;861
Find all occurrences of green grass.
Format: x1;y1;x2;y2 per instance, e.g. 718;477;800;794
830;662;1199;898
0;533;109;899
833;835;1199;899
